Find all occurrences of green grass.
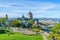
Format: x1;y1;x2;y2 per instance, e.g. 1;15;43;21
0;33;43;40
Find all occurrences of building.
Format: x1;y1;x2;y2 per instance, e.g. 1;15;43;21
6;14;8;21
34;18;39;25
21;15;25;20
17;11;33;21
27;11;33;19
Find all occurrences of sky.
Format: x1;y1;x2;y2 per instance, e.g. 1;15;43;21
0;0;60;18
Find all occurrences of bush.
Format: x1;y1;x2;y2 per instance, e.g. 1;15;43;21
47;32;60;40
0;30;5;34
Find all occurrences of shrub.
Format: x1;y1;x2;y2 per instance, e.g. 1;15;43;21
0;30;5;34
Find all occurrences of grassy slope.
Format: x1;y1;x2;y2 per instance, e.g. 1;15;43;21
0;33;43;40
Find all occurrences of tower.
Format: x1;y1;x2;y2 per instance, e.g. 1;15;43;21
21;15;25;20
6;14;8;21
27;11;33;19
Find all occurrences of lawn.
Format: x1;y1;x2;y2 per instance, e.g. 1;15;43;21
0;33;43;40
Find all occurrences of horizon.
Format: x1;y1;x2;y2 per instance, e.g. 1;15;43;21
0;0;60;18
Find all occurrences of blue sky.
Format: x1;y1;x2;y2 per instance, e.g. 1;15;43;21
0;0;60;18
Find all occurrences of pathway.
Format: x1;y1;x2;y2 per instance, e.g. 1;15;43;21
40;31;48;40
12;28;36;35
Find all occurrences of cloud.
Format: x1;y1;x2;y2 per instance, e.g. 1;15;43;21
0;12;6;17
0;0;60;18
0;5;11;7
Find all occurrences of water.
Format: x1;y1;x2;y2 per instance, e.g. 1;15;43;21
39;18;60;23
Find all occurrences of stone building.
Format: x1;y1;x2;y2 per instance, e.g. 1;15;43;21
27;11;33;19
6;14;8;21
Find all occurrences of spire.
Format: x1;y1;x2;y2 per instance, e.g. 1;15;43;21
21;15;25;20
27;11;33;19
22;15;25;18
6;14;8;21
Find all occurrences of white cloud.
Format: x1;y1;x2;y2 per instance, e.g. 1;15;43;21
0;4;11;8
0;12;6;17
0;0;60;18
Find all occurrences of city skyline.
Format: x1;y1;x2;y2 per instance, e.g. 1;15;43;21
0;0;60;18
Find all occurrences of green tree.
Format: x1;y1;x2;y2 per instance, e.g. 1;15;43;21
17;20;21;23
31;25;40;34
10;20;18;27
28;20;34;25
49;23;60;34
47;23;60;40
0;18;6;23
16;23;21;27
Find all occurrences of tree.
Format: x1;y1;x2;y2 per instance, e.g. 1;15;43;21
10;20;18;27
49;23;60;34
17;20;21;23
0;18;6;23
31;25;40;34
47;23;60;40
28;20;34;25
16;23;21;27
